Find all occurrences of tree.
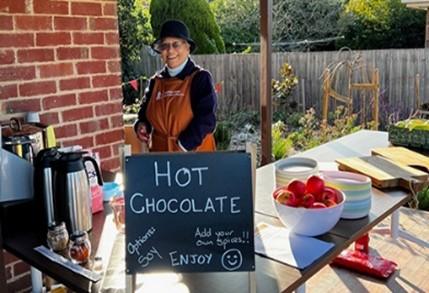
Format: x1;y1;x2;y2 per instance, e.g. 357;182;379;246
150;0;225;54
338;0;426;49
210;0;259;53
118;0;153;78
117;0;153;104
211;0;343;52
272;0;343;51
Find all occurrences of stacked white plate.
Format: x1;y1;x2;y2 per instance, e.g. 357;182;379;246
321;170;372;219
274;157;319;187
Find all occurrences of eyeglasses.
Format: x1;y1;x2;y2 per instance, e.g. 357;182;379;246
156;40;186;52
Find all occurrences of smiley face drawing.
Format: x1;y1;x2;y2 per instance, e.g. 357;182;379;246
221;249;243;271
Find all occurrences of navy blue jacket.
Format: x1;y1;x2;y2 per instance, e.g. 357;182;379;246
137;58;217;150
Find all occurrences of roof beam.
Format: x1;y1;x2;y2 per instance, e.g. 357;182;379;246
401;0;429;10
259;0;272;165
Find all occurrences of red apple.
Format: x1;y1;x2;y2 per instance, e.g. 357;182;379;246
273;187;286;199
301;193;315;208
275;189;291;204
287;179;306;197
306;175;325;199
276;189;300;207
323;199;337;207
309;202;327;209
286;195;301;207
321;187;337;203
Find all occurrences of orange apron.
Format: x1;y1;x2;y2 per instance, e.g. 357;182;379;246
146;71;216;152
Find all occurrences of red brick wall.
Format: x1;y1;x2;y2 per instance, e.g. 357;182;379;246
4;253;31;292
0;0;124;290
0;0;124;172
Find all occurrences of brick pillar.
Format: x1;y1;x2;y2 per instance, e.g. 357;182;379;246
0;0;124;290
3;253;32;292
0;0;124;172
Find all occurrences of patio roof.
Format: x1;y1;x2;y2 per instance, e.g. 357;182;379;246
401;0;429;9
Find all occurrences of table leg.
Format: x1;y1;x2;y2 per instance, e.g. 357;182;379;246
125;274;135;293
249;271;256;293
390;210;399;239
31;267;43;293
389;209;429;248
295;283;306;293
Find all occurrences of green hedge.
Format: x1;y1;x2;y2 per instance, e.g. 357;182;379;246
150;0;225;54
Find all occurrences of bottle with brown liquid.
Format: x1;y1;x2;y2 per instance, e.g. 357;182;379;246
69;231;91;265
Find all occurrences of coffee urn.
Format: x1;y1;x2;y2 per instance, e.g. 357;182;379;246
34;148;61;227
55;151;103;234
34;149;103;234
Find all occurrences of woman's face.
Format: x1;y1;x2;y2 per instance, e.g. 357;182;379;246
158;37;190;69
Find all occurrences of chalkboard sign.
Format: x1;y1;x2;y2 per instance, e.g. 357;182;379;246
124;152;255;274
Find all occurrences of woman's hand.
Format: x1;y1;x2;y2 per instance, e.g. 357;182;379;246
136;122;150;143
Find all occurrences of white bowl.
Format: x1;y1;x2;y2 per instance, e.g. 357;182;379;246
273;189;345;237
274;157;319;187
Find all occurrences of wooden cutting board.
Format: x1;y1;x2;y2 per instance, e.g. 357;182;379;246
336;155;428;189
372;147;429;172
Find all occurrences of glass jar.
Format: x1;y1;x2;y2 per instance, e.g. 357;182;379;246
69;231;91;265
110;196;125;233
47;222;69;252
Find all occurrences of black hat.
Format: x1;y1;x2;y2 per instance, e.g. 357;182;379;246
152;20;196;53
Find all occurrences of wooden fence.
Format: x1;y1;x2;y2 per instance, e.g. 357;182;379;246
137;48;429;121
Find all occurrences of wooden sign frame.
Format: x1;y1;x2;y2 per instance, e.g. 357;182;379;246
122;145;257;293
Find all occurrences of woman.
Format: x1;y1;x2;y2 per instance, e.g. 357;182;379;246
134;20;217;152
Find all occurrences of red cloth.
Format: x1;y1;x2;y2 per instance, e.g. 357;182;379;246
331;250;397;279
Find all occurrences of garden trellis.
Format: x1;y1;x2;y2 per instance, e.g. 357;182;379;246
321;49;380;129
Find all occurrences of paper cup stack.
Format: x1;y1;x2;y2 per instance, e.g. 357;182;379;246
274;157;319;187
322;171;372;219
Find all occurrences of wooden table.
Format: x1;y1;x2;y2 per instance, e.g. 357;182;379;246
254;130;409;292
256;130;409;240
0;130;410;292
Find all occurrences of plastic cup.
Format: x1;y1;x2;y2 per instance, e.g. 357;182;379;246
110;196;125;233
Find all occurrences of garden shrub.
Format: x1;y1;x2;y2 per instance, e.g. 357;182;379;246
272;63;299;113
150;0;225;54
214;121;232;150
417;187;429;211
272;121;293;160
287;106;362;152
227;111;260;130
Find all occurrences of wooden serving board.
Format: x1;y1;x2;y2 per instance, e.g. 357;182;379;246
336;155;428;190
372;147;429;172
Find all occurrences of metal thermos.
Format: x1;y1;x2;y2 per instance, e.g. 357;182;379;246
55;152;103;234
34;148;61;226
